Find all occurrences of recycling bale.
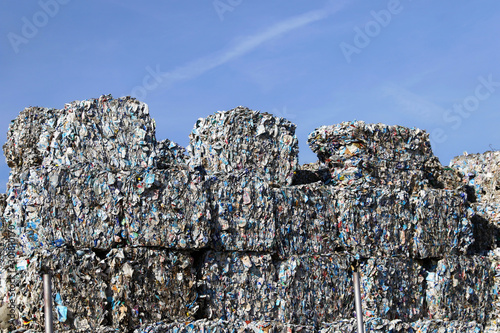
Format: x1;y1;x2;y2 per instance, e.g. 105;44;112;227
451;151;500;226
1;248;109;332
488;249;500;322
122;168;211;249
208;171;276;251
3;95;158;172
319;319;356;333
410;189;473;258
276;253;354;326
426;255;493;322
106;247;197;331
335;186;412;257
274;182;340;258
134;319;316;333
187;107;299;185
155;138;188;169
198;251;278;322
2;166;76;255
320;318;413;333
307;121;439;188
409;319;484;332
360;257;425;321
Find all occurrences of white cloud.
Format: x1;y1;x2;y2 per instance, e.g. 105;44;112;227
381;84;446;124
160;2;347;87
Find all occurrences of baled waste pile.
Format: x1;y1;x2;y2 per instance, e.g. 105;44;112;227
0;95;498;332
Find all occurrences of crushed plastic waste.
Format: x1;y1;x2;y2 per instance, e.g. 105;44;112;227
3;96;158;172
276;253;354;326
410;188;473;258
307;121;441;189
451;151;500;226
360;257;425;321
426;255;493;322
0;248;108;331
1;95;498;332
187;107;299;185
106;247;197;331
207;171;276;252
199;251;278;322
134;319;316;333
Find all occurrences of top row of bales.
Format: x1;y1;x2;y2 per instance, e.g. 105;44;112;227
1;95;473;258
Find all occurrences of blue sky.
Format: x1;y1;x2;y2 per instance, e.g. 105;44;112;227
1;0;500;191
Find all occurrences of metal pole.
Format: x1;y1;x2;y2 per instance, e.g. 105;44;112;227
353;270;365;333
43;273;53;333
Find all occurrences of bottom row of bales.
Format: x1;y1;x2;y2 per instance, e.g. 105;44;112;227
1;247;497;332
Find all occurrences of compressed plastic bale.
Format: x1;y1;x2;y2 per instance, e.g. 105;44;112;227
426;255;493;322
208;171;275;251
106;248;197;331
1;248;108;332
451;151;500;225
321;319;413;332
319;319;356;333
42;248;109;331
307;121;439;186
134;319;316;333
188;107;299;185
360;257;425;321
3;95;159;172
199;251;278;321
2;163;131;254
409;319;483;332
67;165;124;249
336;186;412;257
277;253;354;325
488;249;500;320
155;138;188;168
2;166;74;255
307;121;435;167
274;182;340;258
122;168;210;249
410;189;473;258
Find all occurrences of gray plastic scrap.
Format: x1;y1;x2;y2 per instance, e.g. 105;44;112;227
488;249;500;321
321;318;412;333
106;247;197;331
484;320;500;333
409;319;483;332
2;164;211;254
134;319;316;333
156;138;188;169
274;182;340;258
426;255;493;322
208;171;275;251
360;257;425;321
307;121;439;187
199;251;278;322
335;186;412;258
3;166;75;255
451;151;500;225
410;189;473;258
0;248;108;332
187;107;299;185
122;168;210;249
276;254;354;326
3;95;158;172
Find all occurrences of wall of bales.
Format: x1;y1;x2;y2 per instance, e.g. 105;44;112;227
0;94;498;332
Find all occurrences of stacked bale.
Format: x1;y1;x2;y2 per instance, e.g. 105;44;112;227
187;107;299;185
2;97;498;332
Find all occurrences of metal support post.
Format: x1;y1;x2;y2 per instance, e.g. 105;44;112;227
353;269;365;333
43;273;53;333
